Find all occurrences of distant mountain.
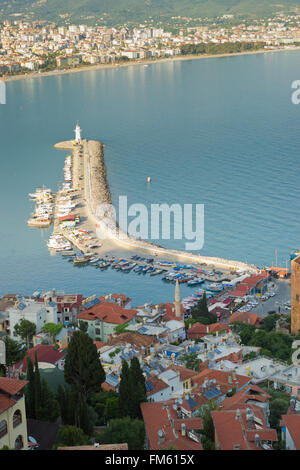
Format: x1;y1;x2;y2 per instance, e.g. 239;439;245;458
1;0;300;25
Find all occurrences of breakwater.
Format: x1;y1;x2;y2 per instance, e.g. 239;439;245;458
54;138;259;274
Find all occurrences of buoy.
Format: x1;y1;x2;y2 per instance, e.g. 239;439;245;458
147;176;151;183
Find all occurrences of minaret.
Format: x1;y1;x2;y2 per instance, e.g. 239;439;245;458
74;121;82;144
174;279;181;318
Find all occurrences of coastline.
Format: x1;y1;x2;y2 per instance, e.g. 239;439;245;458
3;46;300;83
54;139;259;274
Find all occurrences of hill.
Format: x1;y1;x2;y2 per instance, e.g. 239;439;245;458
1;0;300;25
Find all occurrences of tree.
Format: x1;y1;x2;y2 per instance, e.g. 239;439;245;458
99;417;145;450
3;336;25;366
14;319;36;347
39;377;60;422
118;360;131;418
78;321;88;333
64;330;105;400
90;390;119;425
179;352;202;371
34;352;42;419
104;397;119;421
25;354;59;422
43;323;63;342
197;399;217;449
118;358;146;420
128;357;147;419
25;356;35;418
261;314;280;332
54;425;91;449
190;293;217;324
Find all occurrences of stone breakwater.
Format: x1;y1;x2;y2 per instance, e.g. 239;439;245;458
55;139;259;274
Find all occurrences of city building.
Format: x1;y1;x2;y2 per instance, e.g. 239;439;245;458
141;399;203;450
0;377;28;450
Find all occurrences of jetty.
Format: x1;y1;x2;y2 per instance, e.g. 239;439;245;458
53;136;259;275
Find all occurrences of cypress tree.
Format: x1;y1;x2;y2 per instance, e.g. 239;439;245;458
118;360;131;418
25;356;35;418
39;377;60;422
64;331;105;400
34;352;42;419
129;357;147;419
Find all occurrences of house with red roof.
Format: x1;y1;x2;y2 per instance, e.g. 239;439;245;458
187;322;230;340
191;369;251;399
221;384;272;422
228;311;262;327
212;406;277;450
141;399;203;450
0;377;28;450
280;414;300;450
11;344;66;378
77;301;138;342
229;272;269;299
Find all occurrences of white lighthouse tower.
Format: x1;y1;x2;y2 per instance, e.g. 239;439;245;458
74;121;82;144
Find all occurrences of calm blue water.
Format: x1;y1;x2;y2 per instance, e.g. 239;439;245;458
1;51;300;305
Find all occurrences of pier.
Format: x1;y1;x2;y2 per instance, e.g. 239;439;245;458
53;137;259;274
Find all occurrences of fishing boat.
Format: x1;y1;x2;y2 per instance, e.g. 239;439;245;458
61;250;76;257
27;215;52;228
89;257;100;264
73;255;91;265
187;278;205;286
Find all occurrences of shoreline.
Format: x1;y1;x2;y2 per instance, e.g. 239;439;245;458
54;139;259;274
3;46;300;83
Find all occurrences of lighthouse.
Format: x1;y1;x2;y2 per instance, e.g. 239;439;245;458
74;121;82;144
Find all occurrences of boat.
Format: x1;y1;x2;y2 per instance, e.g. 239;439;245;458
73;255;91;265
89;257;100;264
290;250;300;261
187;278;205;286
27;217;52;228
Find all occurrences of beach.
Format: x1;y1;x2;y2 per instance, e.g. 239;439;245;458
2;46;300;84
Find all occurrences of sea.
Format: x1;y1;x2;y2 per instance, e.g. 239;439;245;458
1;50;300;306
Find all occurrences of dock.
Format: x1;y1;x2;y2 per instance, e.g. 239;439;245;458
51;137;259;275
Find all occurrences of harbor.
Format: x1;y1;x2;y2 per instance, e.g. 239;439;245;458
26;123;260;288
52;125;259;274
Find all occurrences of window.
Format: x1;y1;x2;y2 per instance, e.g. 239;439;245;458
296;294;299;302
14;435;24;450
13;410;22;428
95;328;100;335
0;420;7;438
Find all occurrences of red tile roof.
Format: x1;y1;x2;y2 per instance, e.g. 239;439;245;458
94;340;107;350
141;400;203;451
0;377;28;396
165;364;198;382
0;394;15;414
192;369;251;390
212;407;277;450
146;376;169;397
229;311;261;326
222;384;271;410
280;415;300;449
78;302;137;325
14;344;65;374
187;322;230;338
157;303;185;322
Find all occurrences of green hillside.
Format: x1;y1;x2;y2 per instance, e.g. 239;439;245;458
1;0;300;25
